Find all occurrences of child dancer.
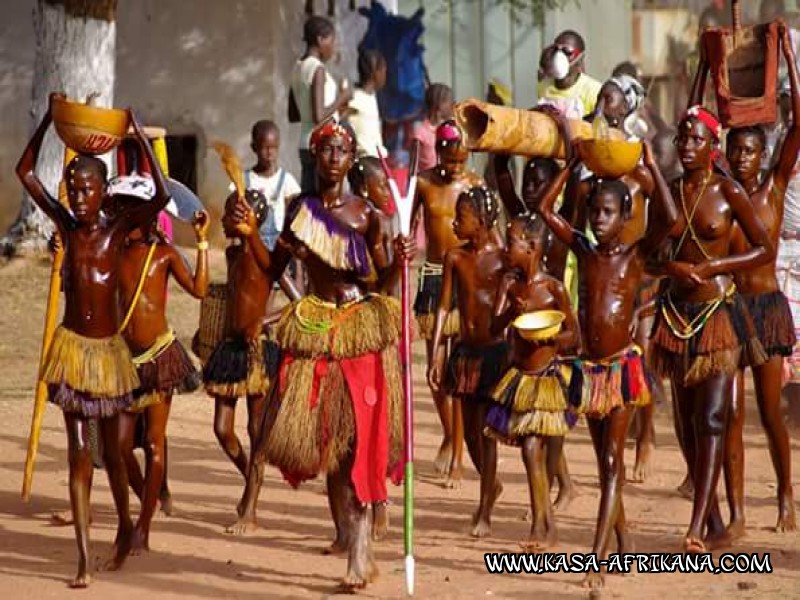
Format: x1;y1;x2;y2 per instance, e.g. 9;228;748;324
117;208;209;551
203;189;282;534
486;214;580;549
536;141;677;589
16;95;169;587
428;186;507;537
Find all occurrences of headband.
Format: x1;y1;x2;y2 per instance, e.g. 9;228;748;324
309;120;354;154
436;120;463;147
682;105;722;143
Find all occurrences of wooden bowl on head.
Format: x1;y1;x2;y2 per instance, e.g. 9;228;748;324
51;96;130;155
579;138;642;178
512;310;565;342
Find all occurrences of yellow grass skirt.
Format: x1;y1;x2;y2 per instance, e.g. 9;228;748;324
43;326;139;418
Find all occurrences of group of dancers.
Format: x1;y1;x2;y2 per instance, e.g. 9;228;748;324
15;23;800;597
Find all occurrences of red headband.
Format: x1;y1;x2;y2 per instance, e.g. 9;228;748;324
682;105;722;143
309;120;354;154
436;120;463;145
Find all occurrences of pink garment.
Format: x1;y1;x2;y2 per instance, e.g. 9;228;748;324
158;211;173;240
413;119;437;172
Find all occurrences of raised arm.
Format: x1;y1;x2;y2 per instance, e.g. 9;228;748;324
15;93;74;230
167;210;209;299
493;154;526;216
774;24;800;193
120;112;170;231
639;141;679;256
534;155;580;248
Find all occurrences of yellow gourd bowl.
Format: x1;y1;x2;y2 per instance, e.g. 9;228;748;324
512;310;565;342
51;96;130;156
579;138;642;178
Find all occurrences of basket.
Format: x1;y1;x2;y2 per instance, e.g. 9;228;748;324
700;1;780;127
51;96;130;155
197;282;228;363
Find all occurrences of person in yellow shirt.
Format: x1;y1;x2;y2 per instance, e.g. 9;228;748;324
537;30;602;120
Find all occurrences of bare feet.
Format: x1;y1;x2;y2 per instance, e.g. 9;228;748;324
676;475;694;500
683;536;706;554
433;441;453;476
725;519;746;542
553;482;578;512
705;529;733;551
581;572;604;590
631;441;654;483
322;537;348;555
159;492;174;517
443;465;463;489
519;526;557;551
775;494;797;533
102;524;133;571
69;572;91;589
339;557;378;592
130;527;150;555
371;503;389;542
225;517;259;536
470;517;492;538
50;509;93;526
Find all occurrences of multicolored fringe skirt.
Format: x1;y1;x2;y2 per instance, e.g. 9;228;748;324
127;330;201;412
485;361;575;444
568;345;651;418
649;290;767;387
43;326;139;418
446;341;510;399
414;261;460;340
741;291;796;358
203;333;280;398
259;294;403;504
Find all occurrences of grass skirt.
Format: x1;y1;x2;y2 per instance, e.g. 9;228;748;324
258;294;403;493
127;330;200;412
203;334;280;398
649;293;767;386
414;262;460;340
43;326;139;418
446;341;510;399
485;362;574;443
568;345;650;418
742;291;796;358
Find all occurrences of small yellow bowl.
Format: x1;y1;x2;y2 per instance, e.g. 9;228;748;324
51;96;130;155
579;138;642;178
512;310;566;342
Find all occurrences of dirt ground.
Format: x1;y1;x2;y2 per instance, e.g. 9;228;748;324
0;253;798;599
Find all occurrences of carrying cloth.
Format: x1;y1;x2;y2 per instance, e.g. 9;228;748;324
568;344;650;418
701;20;780;127
413;261;460;340
43;326;139;418
259;294;403;504
485;361;575;443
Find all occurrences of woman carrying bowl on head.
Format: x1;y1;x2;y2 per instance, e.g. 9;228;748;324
648;105;774;554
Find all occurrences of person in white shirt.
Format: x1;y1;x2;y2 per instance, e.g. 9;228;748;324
345;48;387;158
289;15;352;192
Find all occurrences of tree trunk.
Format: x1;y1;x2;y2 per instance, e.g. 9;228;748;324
1;0;117;257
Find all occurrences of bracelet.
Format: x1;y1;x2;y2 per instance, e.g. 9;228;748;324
197;240;209;251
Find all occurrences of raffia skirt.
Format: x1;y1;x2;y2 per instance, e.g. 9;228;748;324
43;326;139;418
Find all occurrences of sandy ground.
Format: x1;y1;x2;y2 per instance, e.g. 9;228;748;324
0;253;799;600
